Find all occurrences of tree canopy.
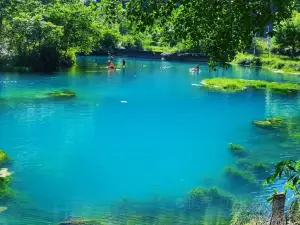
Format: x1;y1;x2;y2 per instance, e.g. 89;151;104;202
126;0;297;66
274;11;300;57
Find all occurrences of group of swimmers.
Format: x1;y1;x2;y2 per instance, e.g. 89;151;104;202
107;54;126;70
106;53;200;72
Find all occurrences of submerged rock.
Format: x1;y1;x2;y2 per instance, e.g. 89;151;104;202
46;90;76;98
252;118;282;129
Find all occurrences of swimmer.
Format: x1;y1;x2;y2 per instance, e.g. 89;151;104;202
108;63;115;70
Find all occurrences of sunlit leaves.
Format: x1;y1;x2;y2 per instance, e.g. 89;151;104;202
264;160;300;197
275;12;300;57
126;0;296;66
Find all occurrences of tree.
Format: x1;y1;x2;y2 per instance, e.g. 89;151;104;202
275;12;300;57
6;12;64;70
1;0;103;70
264;160;300;225
126;0;296;67
98;0;124;27
45;0;102;54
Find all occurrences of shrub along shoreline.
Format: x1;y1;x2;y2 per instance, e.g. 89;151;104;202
232;53;300;74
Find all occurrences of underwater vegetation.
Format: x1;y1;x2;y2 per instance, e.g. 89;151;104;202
0;149;13;198
228;143;247;157
225;166;259;187
46;90;76;99
0;149;9;165
188;186;234;211
59;219;103;225
201;78;300;94
252;118;283;129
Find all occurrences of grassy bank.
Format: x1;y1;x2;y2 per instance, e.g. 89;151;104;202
232;53;300;74
201;78;300;94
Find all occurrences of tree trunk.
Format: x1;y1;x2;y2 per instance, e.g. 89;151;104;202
270;193;286;225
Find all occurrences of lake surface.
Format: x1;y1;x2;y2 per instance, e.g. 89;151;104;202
0;57;300;224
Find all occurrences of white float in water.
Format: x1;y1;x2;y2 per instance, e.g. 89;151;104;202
120;101;127;104
191;83;201;87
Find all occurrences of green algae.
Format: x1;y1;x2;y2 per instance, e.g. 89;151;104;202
46;90;76;98
250;162;269;171
225;166;259;186
252;118;283;129
0;176;13;198
189;186;233;208
229;143;247;156
59;219;103;225
201;78;300;94
0;150;9;165
236;158;254;169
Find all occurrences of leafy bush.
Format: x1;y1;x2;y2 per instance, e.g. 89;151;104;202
99;29;121;50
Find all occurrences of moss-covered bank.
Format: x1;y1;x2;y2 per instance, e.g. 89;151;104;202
201;78;300;94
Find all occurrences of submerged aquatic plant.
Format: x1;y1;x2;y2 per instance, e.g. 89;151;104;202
188;186;233;210
201;78;300;94
225;166;259;186
252;118;283;129
0;150;9;165
59;219;102;225
229;143;247;157
0;174;13;197
46;90;76;98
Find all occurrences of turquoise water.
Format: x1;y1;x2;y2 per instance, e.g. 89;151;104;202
0;57;300;224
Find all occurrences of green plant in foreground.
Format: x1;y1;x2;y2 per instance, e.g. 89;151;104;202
264;160;300;197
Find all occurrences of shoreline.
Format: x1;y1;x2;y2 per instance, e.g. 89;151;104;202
91;49;210;62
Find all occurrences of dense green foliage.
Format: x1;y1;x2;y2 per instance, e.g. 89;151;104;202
0;0;103;71
264;160;300;196
127;0;297;67
0;0;299;70
274;12;300;57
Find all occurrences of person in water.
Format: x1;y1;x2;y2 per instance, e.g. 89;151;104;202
122;59;126;68
195;64;200;71
108;62;115;70
107;60;111;66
